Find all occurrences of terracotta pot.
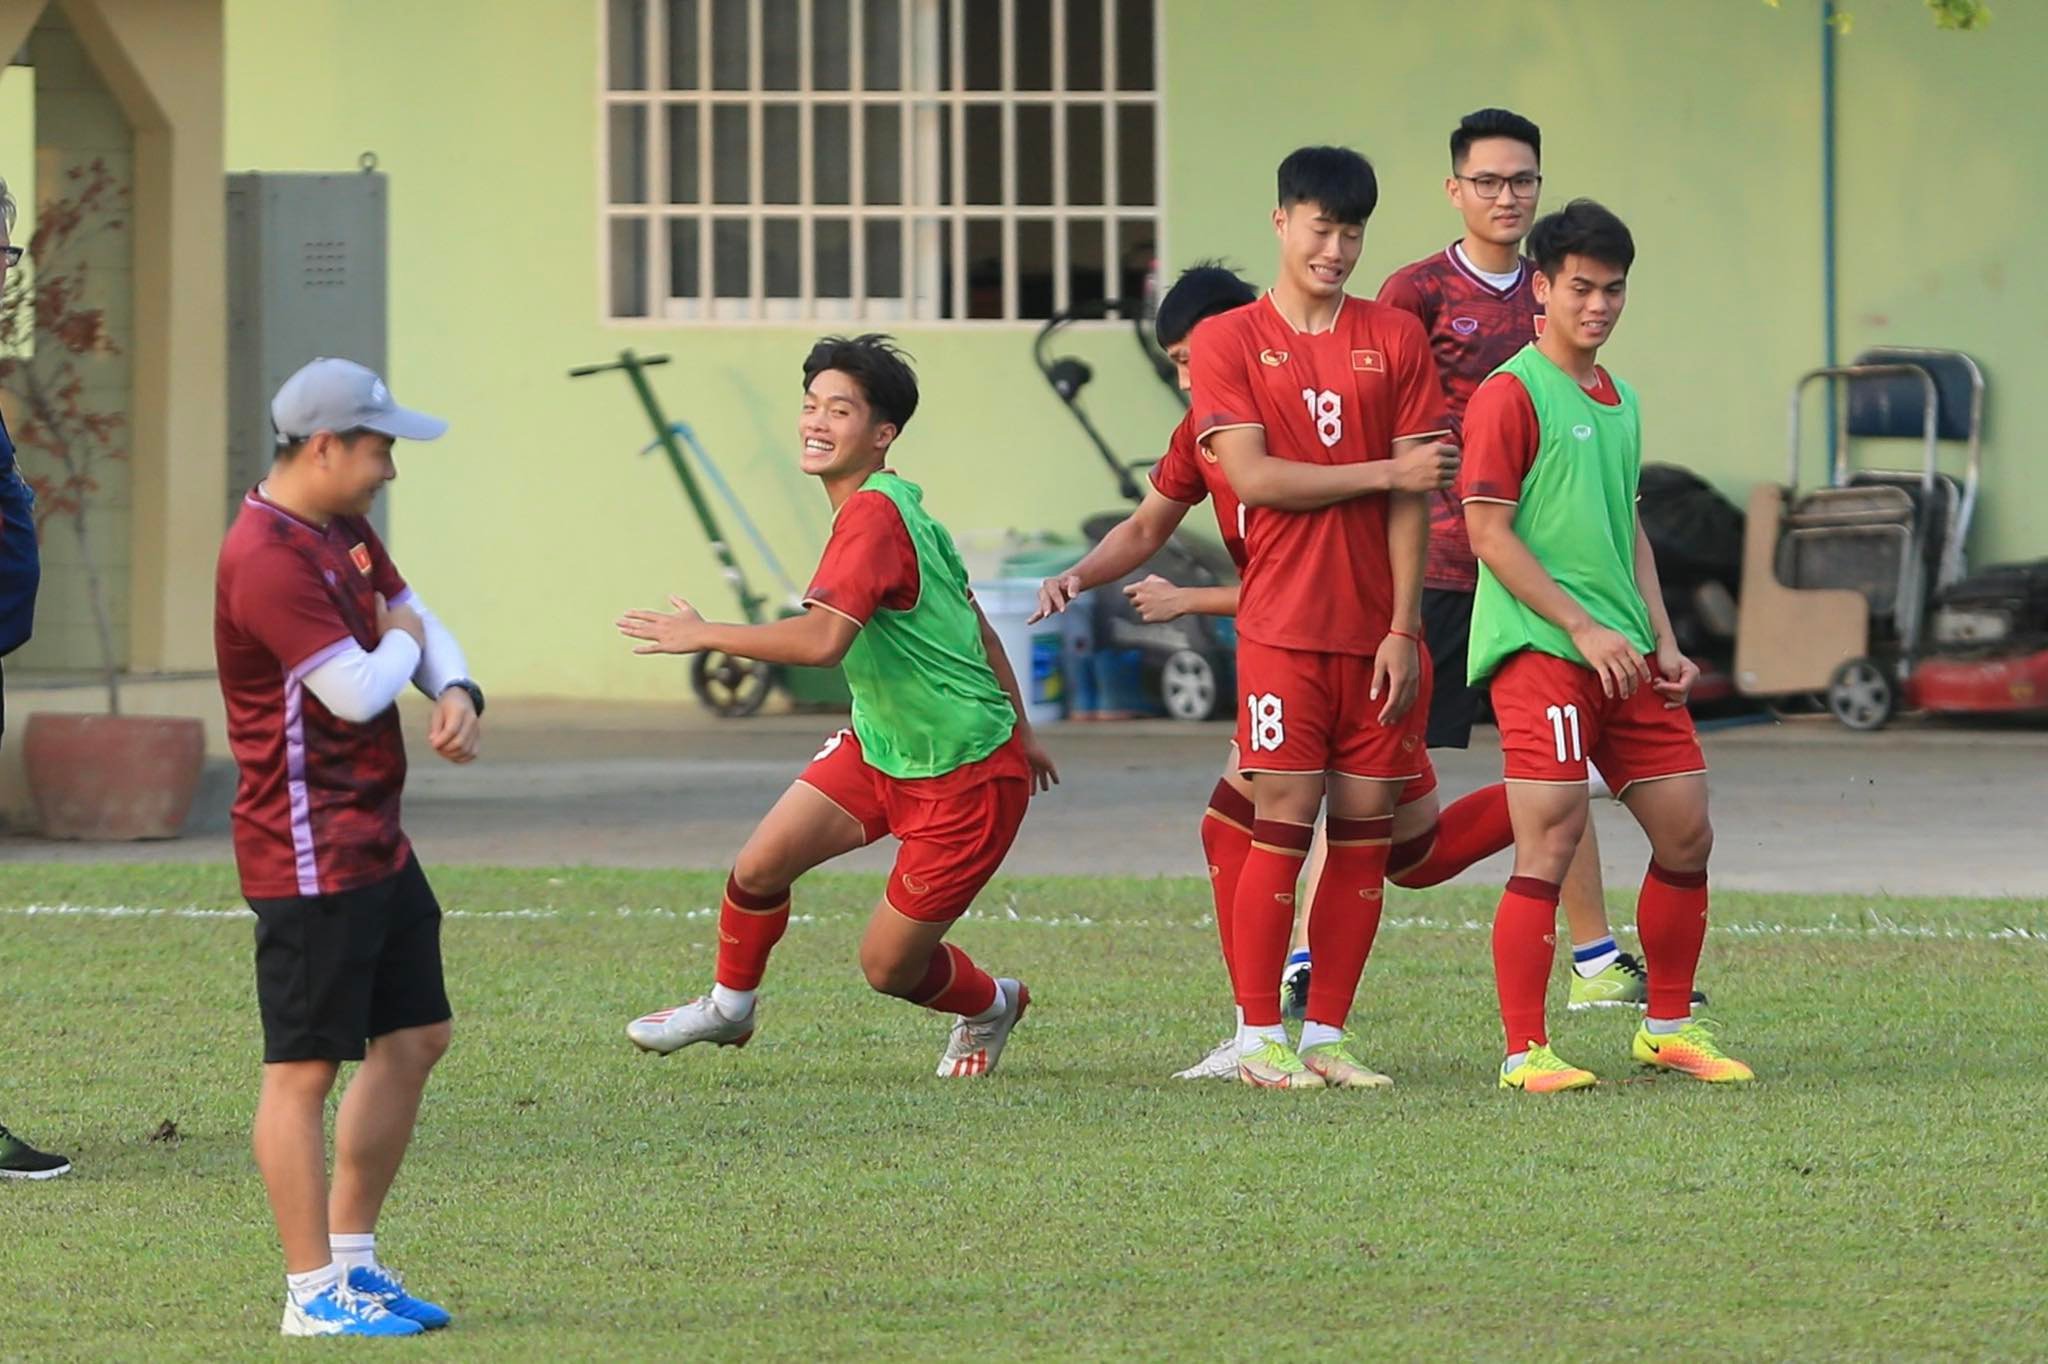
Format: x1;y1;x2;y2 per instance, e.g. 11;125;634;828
22;712;207;841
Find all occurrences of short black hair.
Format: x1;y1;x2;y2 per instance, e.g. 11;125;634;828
802;333;919;431
1450;108;1542;169
1526;199;1636;279
1154;261;1258;348
1276;146;1378;226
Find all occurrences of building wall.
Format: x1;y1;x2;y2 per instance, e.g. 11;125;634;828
2;6;135;674
221;1;2043;701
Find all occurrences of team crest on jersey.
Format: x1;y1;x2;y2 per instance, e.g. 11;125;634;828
1259;348;1289;367
349;543;373;575
1533;315;1547;337
1351;349;1385;372
1571;424;1594;440
1451;317;1479;336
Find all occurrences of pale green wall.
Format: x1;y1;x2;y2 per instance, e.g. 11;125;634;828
1833;1;2046;567
223;0;1183;702
222;0;2042;700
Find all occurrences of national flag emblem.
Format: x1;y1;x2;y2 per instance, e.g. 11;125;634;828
349;543;373;575
1351;349;1384;372
1259;348;1289;367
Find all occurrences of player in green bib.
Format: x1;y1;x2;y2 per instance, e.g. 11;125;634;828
1462;201;1753;1093
617;335;1058;1078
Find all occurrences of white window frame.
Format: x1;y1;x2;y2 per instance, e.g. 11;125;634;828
598;0;1166;327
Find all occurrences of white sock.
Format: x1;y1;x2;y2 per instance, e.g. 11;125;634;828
1237;1022;1287;1054
1232;1005;1245;1031
1572;936;1621;978
965;979;1008;1024
286;1262;341;1307
1503;1050;1529;1073
1299;1020;1344;1051
710;984;755;1020
330;1232;376;1275
1645;1014;1688;1035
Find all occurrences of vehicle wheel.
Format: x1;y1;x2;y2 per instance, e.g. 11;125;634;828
1826;657;1895;732
1159;649;1220;722
692;651;776;717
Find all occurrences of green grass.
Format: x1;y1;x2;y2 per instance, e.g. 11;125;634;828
1;863;2044;1361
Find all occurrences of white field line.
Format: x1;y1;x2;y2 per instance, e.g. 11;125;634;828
1;902;2041;944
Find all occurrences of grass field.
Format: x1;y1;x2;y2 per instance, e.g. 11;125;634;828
1;862;2043;1361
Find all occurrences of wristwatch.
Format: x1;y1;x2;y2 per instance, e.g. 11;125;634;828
441;678;485;717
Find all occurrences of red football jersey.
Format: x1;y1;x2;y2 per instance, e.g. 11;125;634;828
803;487;921;625
1378;245;1544;591
214;490;413;899
1147;410;1247;572
1189;293;1448;655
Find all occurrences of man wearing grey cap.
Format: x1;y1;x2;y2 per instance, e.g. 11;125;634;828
214;357;479;1337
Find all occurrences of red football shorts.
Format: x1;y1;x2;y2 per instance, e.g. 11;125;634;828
1487;650;1707;793
797;727;1032;922
1234;637;1434;787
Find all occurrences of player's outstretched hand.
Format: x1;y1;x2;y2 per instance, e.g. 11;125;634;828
617;595;707;655
1029;572;1084;624
1123;573;1187;623
1020;729;1060;793
1651;642;1700;710
428;686;481;764
1570;622;1650;699
1391;440;1460;493
375;593;427;651
1370;631;1420;725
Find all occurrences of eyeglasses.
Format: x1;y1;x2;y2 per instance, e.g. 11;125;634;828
1455;173;1543;201
0;246;21;267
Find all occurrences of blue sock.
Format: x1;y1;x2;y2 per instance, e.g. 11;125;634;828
1571;935;1619;978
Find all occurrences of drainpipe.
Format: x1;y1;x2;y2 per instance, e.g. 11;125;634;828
1821;0;1841;477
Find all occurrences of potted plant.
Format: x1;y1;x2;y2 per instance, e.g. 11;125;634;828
1;160;202;840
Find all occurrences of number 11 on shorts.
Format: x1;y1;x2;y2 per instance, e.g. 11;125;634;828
1546;703;1582;763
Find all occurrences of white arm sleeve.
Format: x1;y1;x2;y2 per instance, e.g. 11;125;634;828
391;589;472;699
300;632;423;724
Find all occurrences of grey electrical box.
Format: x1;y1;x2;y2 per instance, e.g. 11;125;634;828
224;169;389;533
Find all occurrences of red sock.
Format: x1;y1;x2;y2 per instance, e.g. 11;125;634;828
1636;862;1709;1020
902;942;1000;1017
1493;875;1561;1052
1232;818;1313;1027
1199;780;1255;991
1302;815;1392;1029
714;872;790;990
1387;784;1514;889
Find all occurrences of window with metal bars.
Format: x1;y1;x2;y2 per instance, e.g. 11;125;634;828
602;0;1161;323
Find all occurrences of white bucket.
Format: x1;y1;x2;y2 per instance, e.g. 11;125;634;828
970;578;1066;726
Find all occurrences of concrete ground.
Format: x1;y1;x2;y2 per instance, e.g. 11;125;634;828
4;698;2044;898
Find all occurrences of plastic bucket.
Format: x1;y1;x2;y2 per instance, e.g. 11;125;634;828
971;578;1066;725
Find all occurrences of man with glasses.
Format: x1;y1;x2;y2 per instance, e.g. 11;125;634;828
0;174;73;1181
1371;109;1700;1015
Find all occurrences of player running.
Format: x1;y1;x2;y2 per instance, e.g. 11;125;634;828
1034;262;1505;1082
1190;146;1466;1090
620;335;1058;1079
1462;200;1753;1093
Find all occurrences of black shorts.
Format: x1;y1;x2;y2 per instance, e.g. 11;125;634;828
1422;587;1484;750
248;852;452;1064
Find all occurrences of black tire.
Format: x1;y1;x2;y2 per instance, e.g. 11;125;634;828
1158;648;1222;722
1827;657;1895;732
691;651;777;718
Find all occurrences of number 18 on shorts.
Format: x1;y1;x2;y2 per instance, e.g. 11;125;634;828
1234;637;1432;780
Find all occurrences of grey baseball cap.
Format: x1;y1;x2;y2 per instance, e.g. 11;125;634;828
271;357;448;446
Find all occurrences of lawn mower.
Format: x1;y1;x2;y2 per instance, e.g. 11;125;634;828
570;349;851;717
1033;298;1238;721
1733;347;1994;730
